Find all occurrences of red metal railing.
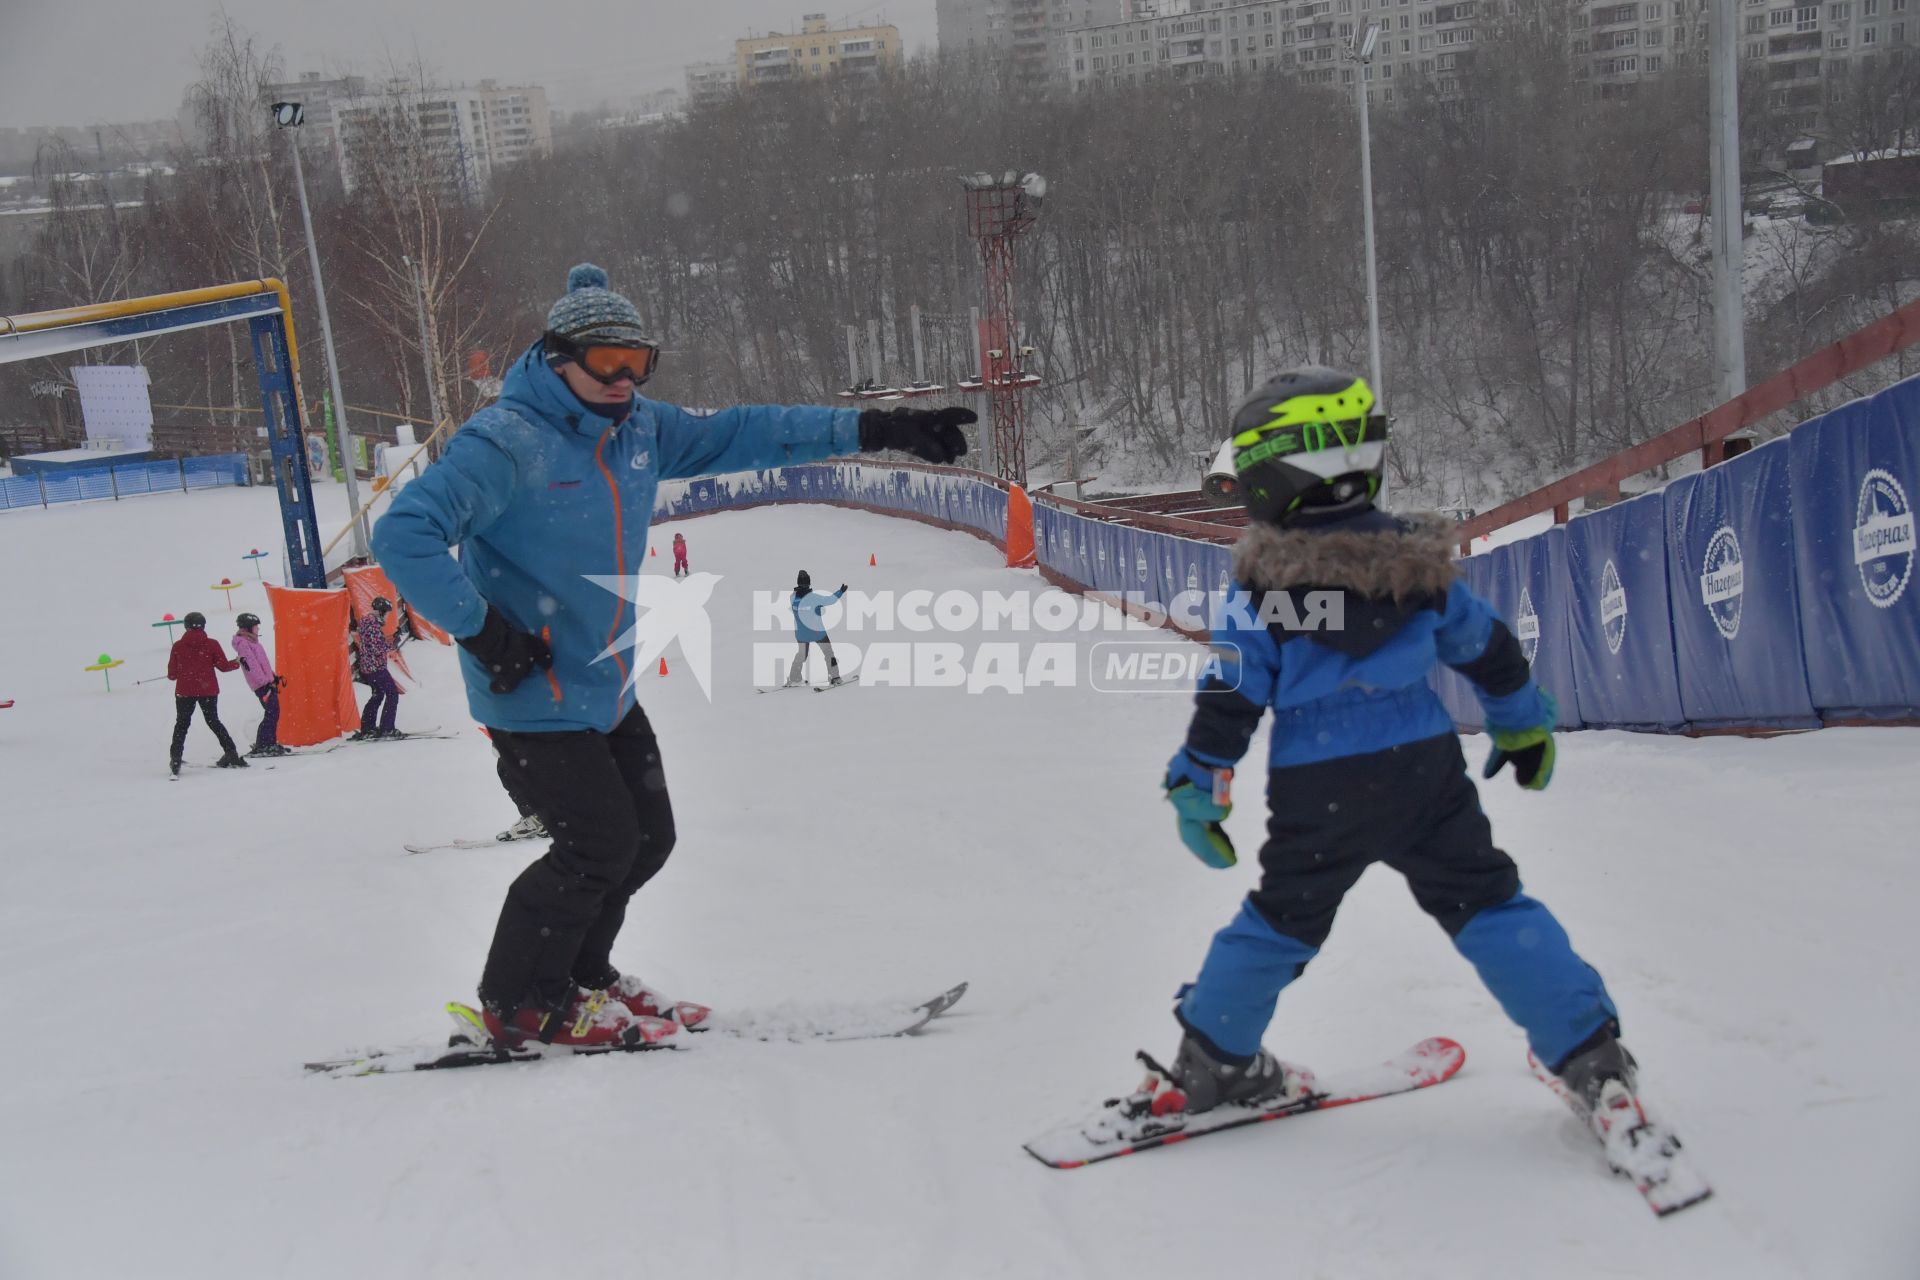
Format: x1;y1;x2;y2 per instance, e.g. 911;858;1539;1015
1456;295;1920;553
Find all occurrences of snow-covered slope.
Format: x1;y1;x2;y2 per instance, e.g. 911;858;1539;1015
0;483;1915;1278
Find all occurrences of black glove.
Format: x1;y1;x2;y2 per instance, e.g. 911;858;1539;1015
458;606;553;695
838;583;848;594
857;406;974;465
273;675;286;690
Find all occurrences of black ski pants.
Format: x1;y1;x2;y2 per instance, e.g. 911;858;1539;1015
1248;733;1520;947
170;696;238;763
478;704;677;1015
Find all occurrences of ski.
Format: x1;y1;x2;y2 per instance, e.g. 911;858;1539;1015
813;677;860;692
307;981;967;1077
1527;1052;1712;1217
297;728;455;755
757;685;808;694
1023;1036;1465;1169
403;830;544;855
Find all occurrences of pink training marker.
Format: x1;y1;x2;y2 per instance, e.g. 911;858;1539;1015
152;612;183;640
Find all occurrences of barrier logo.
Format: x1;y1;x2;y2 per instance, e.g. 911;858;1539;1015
1600;558;1629;655
1855;468;1915;609
1136;550;1150;584
1186;564;1200;593
1700;525;1744;640
1516;587;1540;664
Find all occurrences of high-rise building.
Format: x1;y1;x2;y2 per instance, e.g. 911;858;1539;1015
735;14;905;87
331;81;552;197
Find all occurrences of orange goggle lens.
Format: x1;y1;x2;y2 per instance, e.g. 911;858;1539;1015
579;344;658;384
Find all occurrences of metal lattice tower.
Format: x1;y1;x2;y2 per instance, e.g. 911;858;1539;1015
962;172;1044;487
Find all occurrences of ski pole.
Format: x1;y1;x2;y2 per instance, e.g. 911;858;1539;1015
135;674;171;686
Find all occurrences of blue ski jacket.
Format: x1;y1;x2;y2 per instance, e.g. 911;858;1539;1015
371;342;862;732
1183;509;1550;773
791;588;847;642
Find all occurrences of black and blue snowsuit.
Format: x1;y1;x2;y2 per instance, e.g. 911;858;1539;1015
1173;507;1618;1074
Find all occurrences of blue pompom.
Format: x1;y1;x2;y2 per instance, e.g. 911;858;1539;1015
567;263;609;292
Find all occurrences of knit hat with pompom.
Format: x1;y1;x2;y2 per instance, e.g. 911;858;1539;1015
544;263;650;347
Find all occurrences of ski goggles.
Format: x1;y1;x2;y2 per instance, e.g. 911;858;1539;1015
546;333;661;385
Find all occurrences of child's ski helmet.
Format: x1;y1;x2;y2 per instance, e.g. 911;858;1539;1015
183;612;208;630
236;612;261;631
1229;366;1388;525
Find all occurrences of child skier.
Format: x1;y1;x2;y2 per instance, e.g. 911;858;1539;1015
671;531;689;579
784;570;847;687
167;611;245;775
233;612;289;757
1144;366;1676;1179
353;596;403;740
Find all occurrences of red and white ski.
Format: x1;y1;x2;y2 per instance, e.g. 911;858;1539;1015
1023;1036;1465;1169
1528;1052;1712;1217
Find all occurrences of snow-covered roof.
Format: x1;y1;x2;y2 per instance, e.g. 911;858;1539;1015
1824;147;1920;168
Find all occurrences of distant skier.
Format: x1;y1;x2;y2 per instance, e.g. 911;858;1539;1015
352;597;404;740
671;531;689;579
1147;366;1656;1153
233;612;289;757
167;611;245;776
372;262;972;1051
785;570;847;688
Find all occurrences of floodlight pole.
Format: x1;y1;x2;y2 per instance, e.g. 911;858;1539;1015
278;104;368;559
1350;26;1385;407
1708;0;1747;404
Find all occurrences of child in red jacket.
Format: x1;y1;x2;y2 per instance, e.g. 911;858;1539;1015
167;612;245;777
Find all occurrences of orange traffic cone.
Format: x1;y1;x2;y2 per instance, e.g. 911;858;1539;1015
651;545;658;557
869;553;877;567
658;656;669;676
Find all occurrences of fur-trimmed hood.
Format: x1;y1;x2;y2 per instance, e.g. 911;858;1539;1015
1231;513;1459;602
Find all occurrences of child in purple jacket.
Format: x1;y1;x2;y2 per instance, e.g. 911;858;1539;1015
233;613;289;757
353;597;403;739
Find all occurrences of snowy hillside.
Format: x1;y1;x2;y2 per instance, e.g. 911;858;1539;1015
0;483;1916;1278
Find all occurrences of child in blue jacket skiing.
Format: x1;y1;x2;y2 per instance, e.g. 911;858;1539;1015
371;263;971;1051
784;570;847;687
1148;367;1654;1151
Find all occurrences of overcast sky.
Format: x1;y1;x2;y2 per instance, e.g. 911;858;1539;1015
0;0;939;129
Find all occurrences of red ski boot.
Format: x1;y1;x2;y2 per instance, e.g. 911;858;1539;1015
583;970;712;1030
482;989;679;1050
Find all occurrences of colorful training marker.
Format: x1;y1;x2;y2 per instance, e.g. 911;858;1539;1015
85;653;125;692
211;578;243;609
243;548;271;580
151;612;182;641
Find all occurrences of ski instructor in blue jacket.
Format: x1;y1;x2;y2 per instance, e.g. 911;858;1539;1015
372;263;972;1051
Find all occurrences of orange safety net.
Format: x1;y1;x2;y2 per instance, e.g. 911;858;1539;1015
1005;484;1037;569
344;563;452;647
343;564;451;686
264;584;360;746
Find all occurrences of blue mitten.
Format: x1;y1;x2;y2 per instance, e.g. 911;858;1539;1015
1165;748;1237;869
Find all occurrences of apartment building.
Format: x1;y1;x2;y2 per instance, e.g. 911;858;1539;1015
331;81;552;197
1059;0;1475;105
686;59;741;106
735;14;904;87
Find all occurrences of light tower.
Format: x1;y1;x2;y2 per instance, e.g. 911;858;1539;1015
961;171;1046;486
